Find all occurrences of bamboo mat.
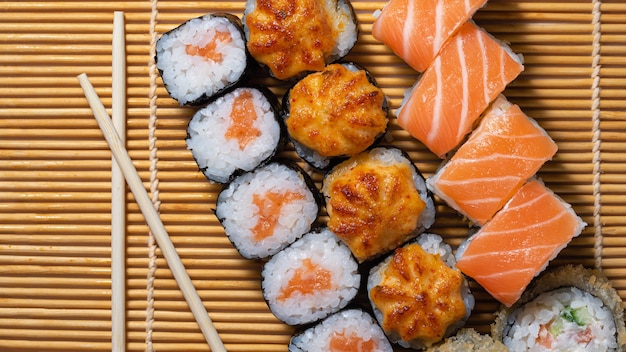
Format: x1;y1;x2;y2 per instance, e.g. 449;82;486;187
1;0;625;351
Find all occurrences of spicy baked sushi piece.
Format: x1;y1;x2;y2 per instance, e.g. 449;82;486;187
288;308;393;352
372;0;488;72
492;265;626;351
243;0;358;80
215;160;321;260
261;228;361;326
321;146;435;262
455;179;587;307
283;62;389;171
427;328;508;352
186;86;284;184
396;21;524;158
367;233;474;349
156;13;250;105
427;95;558;226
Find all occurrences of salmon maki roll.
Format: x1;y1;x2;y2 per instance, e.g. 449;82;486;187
367;233;474;349
396;21;524;158
283;62;390;171
156;13;250;106
372;0;488;72
288;309;393;352
427;95;558;225
215;160;320;260
322;147;435;262
455;179;587;307
261;228;360;325
492;265;626;351
186;86;284;184
243;0;358;80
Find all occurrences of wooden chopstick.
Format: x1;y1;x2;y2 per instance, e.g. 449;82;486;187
76;73;227;352
111;11;126;352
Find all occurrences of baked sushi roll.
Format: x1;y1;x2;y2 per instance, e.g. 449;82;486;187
186;86;284;184
243;0;358;81
261;228;360;326
426;328;507;352
367;233;474;349
288;309;393;352
283;62;389;171
156;13;250;105
215;160;320;260
321;146;435;262
492;264;626;351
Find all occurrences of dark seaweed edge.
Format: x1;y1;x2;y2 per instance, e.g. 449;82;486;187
241;0;359;82
185;86;286;185
155;12;257;107
281;62;391;173
213;158;324;261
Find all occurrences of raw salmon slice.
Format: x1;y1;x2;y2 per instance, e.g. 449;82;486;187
427;95;558;225
396;21;524;158
372;0;488;72
455;179;586;307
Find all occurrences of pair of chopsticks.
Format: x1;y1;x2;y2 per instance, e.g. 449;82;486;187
79;11;226;352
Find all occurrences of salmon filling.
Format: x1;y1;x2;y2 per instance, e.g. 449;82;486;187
329;331;377;352
185;30;232;63
250;190;306;242
225;90;261;149
277;258;334;301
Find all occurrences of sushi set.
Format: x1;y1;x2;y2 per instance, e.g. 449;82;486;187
151;0;625;350
2;0;625;351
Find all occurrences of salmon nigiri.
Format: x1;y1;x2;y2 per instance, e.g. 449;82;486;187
396;21;524;158
427;95;558;225
455;179;586;307
372;0;488;72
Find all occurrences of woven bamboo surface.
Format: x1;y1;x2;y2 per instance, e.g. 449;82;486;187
1;0;625;351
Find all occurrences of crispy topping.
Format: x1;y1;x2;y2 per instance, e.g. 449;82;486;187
369;244;467;346
244;0;337;80
286;64;388;157
324;154;425;262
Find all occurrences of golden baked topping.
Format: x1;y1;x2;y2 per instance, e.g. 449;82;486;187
323;154;425;262
369;244;467;347
286;64;388;157
245;0;337;80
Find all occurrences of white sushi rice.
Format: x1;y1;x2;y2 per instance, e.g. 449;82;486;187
156;14;247;105
503;287;619;351
262;229;360;326
367;233;474;349
186;87;281;184
215;162;318;259
288;309;393;352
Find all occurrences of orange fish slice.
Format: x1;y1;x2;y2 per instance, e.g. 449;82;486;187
455;179;586;307
396;21;524;158
427;95;558;225
372;0;488;72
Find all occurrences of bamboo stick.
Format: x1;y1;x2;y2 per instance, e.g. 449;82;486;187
77;73;226;352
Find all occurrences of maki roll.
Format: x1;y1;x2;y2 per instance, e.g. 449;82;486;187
186;86;284;184
156;13;249;105
367;233;474;349
426;328;507;352
215;160;320;260
283;63;389;171
243;0;358;80
492;265;626;351
321;146;435;262
261;228;360;326
288;309;393;352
